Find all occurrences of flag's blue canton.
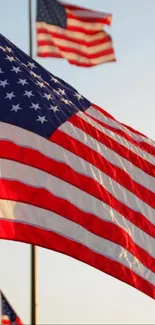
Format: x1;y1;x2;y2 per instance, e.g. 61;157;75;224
37;0;67;29
2;294;17;323
0;34;90;138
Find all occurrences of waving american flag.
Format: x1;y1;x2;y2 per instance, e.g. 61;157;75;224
1;291;23;325
0;33;154;300
36;0;115;67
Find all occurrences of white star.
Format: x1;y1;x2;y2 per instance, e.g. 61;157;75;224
5;92;16;100
30;103;41;111
18;78;28;86
6;46;13;53
58;88;65;95
60;98;71;105
5;55;15;62
36;115;48;124
0;68;4;74
11;66;21;73
74;92;83;100
27;62;37;69
43;93;52;100
23;90;34;98
51;76;60;83
48;105;59;112
36;80;45;88
11;104;22;112
0;79;9;88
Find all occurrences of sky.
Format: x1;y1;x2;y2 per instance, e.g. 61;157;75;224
0;0;155;324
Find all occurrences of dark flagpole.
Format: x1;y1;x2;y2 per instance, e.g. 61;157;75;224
30;244;37;325
28;1;37;324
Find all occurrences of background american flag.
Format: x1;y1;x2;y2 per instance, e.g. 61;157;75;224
36;0;115;67
1;291;23;325
0;33;154;300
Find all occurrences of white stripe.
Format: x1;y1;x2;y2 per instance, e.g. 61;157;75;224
36;22;108;41
73;112;155;193
0;121;155;224
37;33;112;55
0;199;154;286
2;315;10;320
59;120;155;225
87;106;155;147
78;111;155;166
37;44;61;55
0;154;154;257
37;45;114;64
0;123;154;253
0;122;154;250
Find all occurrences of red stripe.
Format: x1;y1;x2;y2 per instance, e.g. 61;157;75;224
0;142;155;271
36;27;115;65
36;54;115;66
53;125;155;209
70;114;155;178
0;176;154;271
68;58;115;67
66;24;105;35
37;29;110;47
1;138;155;230
37;52;62;58
37;51;63;58
2;317;22;325
16;317;23;325
122;122;148;137
92;104;148;138
37;38;111;50
0;220;154;299
92;103;118;120
38;42;113;60
85;110;155;157
51;130;155;238
2;129;153;218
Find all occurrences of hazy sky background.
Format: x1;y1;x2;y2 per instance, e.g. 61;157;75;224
0;0;155;324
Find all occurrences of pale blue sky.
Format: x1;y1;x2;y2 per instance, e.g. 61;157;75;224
0;0;155;324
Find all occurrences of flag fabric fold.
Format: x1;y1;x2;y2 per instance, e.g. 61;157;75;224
0;291;23;325
0;33;154;300
36;0;115;67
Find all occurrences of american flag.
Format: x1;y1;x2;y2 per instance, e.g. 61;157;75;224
1;291;23;325
0;33;155;300
36;0;115;67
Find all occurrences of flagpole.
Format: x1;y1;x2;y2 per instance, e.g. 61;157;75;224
28;1;37;324
0;290;2;325
31;245;37;325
